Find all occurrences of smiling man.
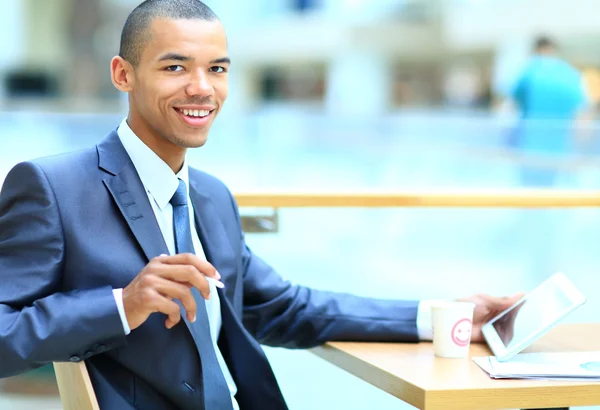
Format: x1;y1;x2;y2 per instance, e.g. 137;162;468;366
0;1;521;409
114;2;229;164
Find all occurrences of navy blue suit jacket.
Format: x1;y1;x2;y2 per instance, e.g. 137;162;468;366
0;130;419;409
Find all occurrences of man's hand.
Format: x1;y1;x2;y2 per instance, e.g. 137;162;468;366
494;299;526;346
458;292;525;343
122;254;222;331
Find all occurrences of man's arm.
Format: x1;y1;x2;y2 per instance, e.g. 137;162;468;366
221;191;420;348
241;247;420;348
0;162;127;378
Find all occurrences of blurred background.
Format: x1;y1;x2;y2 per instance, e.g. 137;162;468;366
2;0;600;409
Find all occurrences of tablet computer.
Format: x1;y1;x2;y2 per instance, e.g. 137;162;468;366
482;272;586;362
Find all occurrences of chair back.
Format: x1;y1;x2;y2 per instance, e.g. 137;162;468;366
53;362;100;410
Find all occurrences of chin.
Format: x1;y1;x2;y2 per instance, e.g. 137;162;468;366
180;135;209;148
187;140;208;148
168;131;209;148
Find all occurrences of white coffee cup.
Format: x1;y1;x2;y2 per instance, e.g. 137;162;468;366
431;302;476;358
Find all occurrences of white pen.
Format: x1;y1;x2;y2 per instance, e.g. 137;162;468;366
159;254;225;288
206;275;225;289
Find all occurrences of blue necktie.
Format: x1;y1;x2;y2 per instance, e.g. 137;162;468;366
170;179;233;410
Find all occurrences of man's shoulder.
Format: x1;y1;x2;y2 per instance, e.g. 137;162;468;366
24;147;99;179
27;127;119;173
1;144;103;194
1;146;101;198
30;147;98;168
188;167;228;190
187;166;237;207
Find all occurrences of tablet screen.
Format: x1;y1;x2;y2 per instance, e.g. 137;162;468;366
492;280;574;349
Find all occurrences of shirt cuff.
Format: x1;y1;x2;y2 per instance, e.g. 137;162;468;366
416;299;447;341
113;288;131;335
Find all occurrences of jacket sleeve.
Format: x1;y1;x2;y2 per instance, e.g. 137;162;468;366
226;193;420;349
0;162;127;378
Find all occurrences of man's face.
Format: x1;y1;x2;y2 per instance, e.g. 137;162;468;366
128;18;229;148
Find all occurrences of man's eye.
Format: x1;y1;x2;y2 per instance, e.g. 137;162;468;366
210;66;227;74
165;65;184;72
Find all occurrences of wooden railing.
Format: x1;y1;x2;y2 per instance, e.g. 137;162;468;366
233;190;600;208
53;189;600;409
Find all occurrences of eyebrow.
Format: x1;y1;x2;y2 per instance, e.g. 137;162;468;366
210;57;231;65
157;53;231;65
157;53;192;62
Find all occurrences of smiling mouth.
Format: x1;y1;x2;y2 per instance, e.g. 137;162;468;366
176;108;213;118
174;107;216;127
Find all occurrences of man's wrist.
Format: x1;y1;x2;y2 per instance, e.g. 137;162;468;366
112;288;131;335
416;299;447;341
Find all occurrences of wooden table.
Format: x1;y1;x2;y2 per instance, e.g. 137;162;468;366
310;323;600;410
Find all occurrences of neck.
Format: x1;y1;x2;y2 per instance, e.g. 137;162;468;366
536;49;555;57
126;115;186;174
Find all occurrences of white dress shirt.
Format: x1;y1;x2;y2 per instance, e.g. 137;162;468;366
112;119;239;409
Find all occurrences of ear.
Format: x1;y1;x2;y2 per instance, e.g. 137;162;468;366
111;56;135;93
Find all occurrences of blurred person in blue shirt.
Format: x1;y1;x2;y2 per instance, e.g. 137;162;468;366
510;36;589;187
507;37;589;281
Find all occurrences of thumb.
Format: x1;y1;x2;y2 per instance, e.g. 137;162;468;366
488;292;524;310
511;291;526;302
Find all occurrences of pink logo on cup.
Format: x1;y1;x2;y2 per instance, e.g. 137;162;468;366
451;318;472;347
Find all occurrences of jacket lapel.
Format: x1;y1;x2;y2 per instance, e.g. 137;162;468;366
98;130;169;262
188;180;239;305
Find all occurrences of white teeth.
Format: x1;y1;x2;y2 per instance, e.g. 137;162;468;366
179;108;211;117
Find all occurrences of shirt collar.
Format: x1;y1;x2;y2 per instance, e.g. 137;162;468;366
117;118;190;210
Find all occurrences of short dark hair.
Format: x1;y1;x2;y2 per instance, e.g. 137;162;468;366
119;0;219;66
533;36;557;52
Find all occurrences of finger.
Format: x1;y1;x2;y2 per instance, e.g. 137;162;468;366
150;294;182;329
483;294;522;311
501;293;526;314
151;263;212;297
158;253;222;280
152;277;197;322
156;262;223;295
165;300;181;329
513;291;526;300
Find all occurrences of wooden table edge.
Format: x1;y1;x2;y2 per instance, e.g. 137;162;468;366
310;328;600;410
310;344;427;409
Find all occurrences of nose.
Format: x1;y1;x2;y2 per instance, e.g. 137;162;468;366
185;70;213;97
